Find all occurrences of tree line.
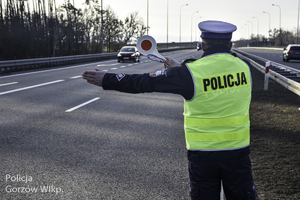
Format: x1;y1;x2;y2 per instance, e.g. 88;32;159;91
238;28;300;47
268;28;299;47
0;0;148;60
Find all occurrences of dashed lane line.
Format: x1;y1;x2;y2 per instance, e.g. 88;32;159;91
0;82;18;87
0;80;65;96
97;63;119;67
70;76;82;79
105;63;139;71
65;97;100;112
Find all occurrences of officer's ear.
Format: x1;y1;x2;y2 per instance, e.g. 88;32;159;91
229;42;233;50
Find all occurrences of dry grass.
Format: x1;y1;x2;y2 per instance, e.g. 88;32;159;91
249;66;300;199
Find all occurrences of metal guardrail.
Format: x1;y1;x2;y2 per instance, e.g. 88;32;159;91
0;53;117;75
232;49;300;97
0;47;195;75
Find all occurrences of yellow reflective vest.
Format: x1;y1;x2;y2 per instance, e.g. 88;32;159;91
184;53;252;151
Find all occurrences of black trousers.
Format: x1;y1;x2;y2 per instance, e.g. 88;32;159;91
187;148;257;200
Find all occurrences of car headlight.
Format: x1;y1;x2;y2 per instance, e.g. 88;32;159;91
117;53;121;57
131;53;136;57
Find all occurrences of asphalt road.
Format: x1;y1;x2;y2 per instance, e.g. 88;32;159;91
237;47;300;71
0;49;202;200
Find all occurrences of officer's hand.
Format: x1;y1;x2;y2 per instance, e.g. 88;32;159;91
163;56;181;69
82;68;106;87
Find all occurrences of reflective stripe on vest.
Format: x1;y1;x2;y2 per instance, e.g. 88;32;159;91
184;53;251;151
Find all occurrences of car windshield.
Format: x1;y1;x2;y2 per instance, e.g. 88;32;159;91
290;46;300;50
121;48;135;52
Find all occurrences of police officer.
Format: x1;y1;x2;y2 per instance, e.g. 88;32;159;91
82;20;257;200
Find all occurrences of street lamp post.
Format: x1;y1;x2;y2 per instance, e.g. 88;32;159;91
253;17;259;46
263;11;271;33
195;17;202;41
272;4;282;45
247;21;253;39
147;0;149;35
167;0;169;48
101;0;104;53
180;4;188;43
272;4;281;32
297;0;300;44
191;11;199;42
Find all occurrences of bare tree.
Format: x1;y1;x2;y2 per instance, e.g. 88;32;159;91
102;6;123;52
122;12;148;44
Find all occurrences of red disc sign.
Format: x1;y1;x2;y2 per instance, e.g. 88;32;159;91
141;40;152;51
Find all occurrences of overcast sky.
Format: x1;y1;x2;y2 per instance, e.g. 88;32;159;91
57;0;300;42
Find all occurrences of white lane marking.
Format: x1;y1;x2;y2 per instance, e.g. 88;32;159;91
97;63;119;67
120;66;126;68
70;75;82;79
0;80;65;96
110;68;118;70
127;64;133;66
0;82;18;87
65;97;100;112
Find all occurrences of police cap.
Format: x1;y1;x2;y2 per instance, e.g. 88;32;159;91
198;20;237;39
